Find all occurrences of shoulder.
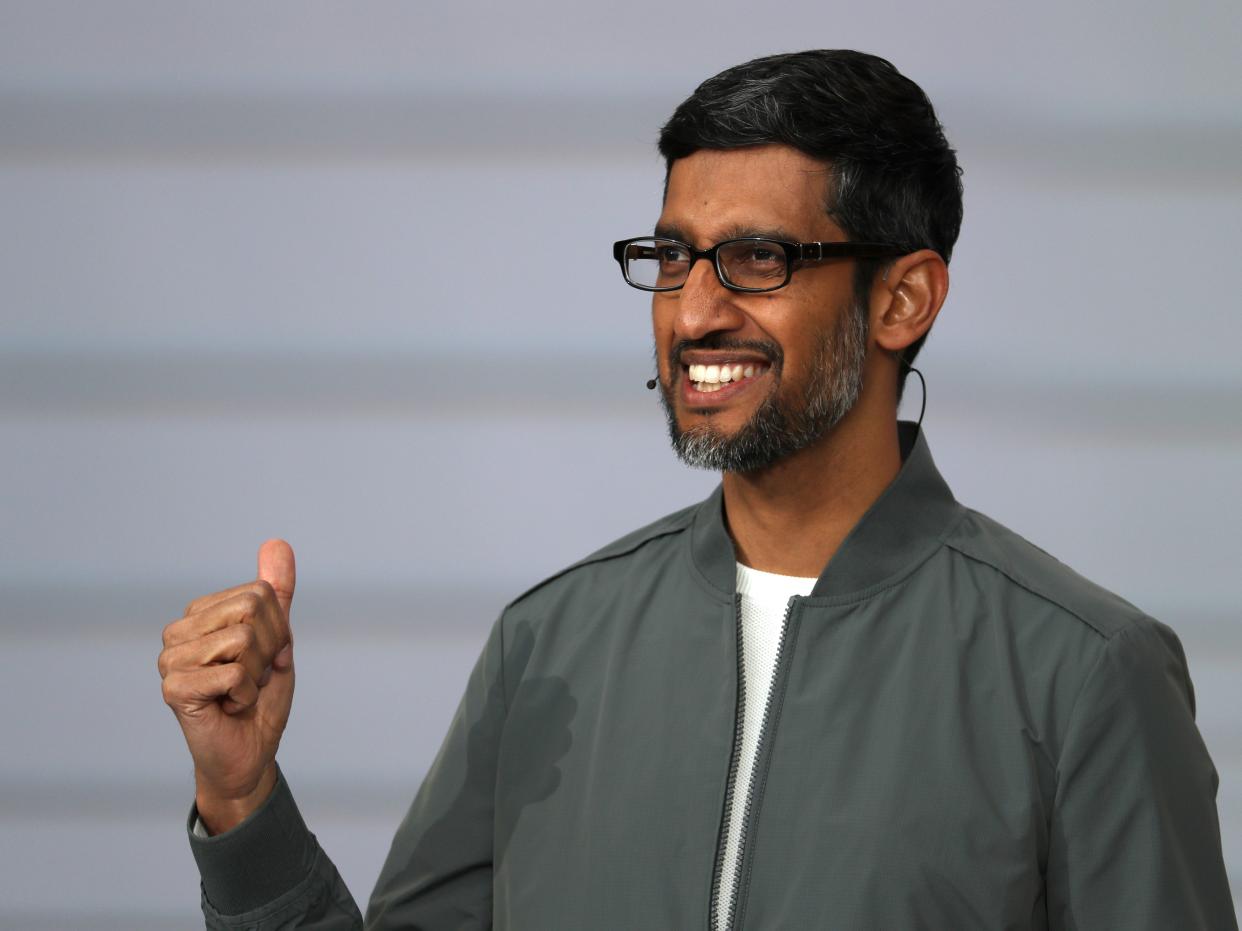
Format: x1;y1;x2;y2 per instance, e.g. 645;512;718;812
488;498;705;704
941;506;1153;643
503;498;702;614
937;506;1194;752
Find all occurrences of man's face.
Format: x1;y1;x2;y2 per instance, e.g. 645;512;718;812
652;145;869;473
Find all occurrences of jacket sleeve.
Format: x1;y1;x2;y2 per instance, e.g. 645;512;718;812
190;771;364;930
188;616;509;930
1045;616;1238;930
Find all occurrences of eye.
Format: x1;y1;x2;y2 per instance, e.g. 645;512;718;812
721;240;787;279
743;244;781;266
658;245;690;264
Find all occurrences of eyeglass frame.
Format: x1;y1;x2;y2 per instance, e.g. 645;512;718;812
612;235;904;294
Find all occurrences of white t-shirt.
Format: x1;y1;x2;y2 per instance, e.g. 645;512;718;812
714;562;817;929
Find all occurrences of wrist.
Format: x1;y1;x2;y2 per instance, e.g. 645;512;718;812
195;764;278;836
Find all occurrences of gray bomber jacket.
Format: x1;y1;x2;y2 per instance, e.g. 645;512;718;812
191;424;1238;929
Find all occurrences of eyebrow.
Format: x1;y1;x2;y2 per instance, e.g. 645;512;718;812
652;222;804;245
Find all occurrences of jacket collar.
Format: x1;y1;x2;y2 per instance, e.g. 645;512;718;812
690;421;962;600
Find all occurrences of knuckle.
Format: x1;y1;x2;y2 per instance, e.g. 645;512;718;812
250;580;277;612
235;623;258;651
160;673;180;705
213;623;254;661
221;663;246;690
239;589;265;618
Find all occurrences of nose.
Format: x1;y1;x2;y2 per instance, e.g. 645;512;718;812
668;254;747;342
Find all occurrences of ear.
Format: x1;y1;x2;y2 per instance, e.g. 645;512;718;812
868;249;949;356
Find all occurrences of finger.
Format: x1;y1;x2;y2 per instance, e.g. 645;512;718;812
220;686;259;714
163;586;280;651
271;642;293;671
184;580;268;620
253;647;295;718
159;623;267;685
257;539;296;618
162;663;259;715
259;643;295;687
221;665;260;712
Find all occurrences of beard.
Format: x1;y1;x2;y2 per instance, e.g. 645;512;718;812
658;299;868;474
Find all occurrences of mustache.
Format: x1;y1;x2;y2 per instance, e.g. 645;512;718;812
668;336;783;371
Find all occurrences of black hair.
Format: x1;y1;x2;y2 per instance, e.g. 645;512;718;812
658;50;963;398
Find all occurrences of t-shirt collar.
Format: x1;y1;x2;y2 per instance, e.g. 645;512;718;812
691;422;962;600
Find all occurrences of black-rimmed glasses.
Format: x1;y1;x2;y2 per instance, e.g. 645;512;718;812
613;236;902;293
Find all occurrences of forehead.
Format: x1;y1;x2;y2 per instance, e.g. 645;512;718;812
658;144;841;243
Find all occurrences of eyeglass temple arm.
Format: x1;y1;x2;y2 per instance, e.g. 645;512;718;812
798;242;903;261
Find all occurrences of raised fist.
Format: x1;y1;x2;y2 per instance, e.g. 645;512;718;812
158;539;296;834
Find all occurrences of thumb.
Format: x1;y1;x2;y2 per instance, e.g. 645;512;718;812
257;538;296;618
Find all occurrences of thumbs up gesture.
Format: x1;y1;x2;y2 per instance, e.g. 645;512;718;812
158;540;298;834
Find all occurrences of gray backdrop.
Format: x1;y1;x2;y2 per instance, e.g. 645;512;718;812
1;2;1239;927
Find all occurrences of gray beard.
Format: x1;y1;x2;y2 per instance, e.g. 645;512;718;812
658;301;868;474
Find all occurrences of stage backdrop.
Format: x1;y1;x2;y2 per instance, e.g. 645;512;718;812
1;2;1239;927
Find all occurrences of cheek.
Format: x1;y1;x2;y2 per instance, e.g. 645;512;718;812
766;330;815;391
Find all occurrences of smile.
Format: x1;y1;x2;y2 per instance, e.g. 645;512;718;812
684;361;770;394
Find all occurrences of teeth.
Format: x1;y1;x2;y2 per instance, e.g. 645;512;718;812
686;360;766;393
686;362;765;384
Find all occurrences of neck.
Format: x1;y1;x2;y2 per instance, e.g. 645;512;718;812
721;398;903;579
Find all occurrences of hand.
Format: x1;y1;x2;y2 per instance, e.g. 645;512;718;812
158;539;297;834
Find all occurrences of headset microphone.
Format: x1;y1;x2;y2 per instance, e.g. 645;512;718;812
646;378;658;390
895;355;927;431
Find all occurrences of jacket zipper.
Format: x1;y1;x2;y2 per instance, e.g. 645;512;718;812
708;595;748;931
708;595;799;931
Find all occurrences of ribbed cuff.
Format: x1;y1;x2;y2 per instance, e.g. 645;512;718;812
186;770;318;915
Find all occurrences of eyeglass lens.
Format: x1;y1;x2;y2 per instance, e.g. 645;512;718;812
623;238;789;291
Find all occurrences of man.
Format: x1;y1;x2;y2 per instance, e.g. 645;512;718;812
159;50;1237;929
